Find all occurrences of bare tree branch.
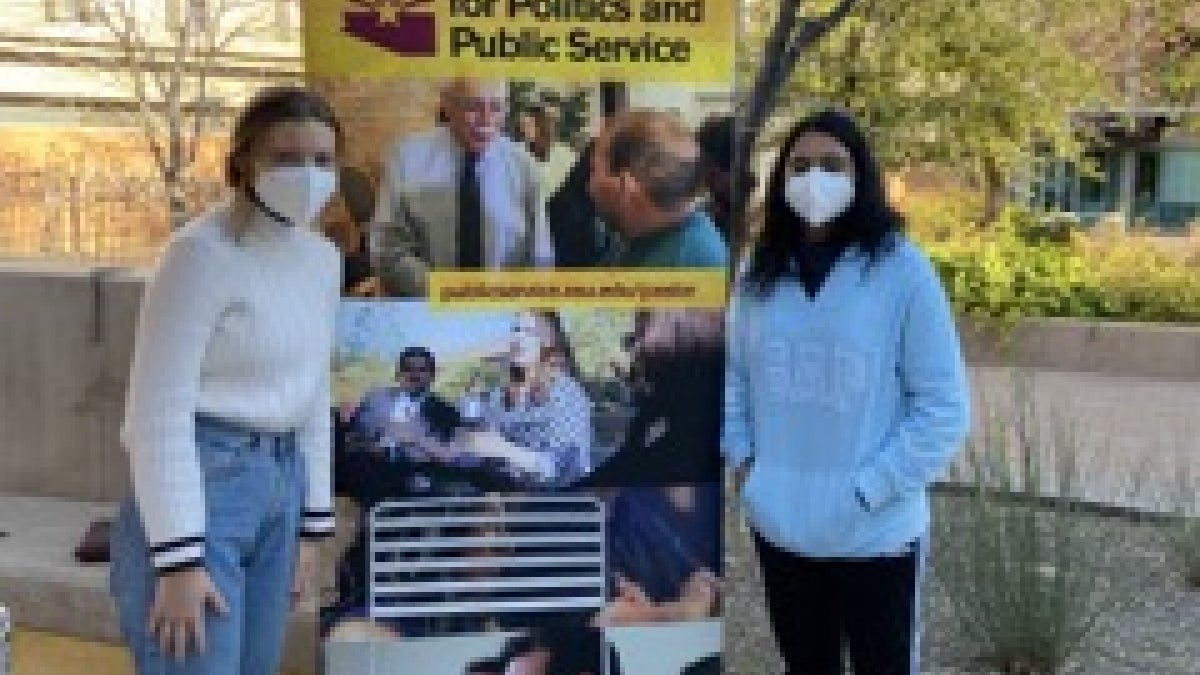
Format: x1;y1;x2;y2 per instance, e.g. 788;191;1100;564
94;0;169;178
91;0;288;227
216;2;276;52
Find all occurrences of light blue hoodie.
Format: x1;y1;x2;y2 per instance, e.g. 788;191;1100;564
723;237;970;557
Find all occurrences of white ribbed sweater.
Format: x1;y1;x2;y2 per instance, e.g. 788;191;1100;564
121;203;339;573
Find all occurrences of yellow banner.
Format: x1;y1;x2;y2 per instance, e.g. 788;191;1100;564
428;269;728;309
303;0;735;83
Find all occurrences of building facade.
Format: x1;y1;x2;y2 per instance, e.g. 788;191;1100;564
1028;110;1200;231
0;0;304;263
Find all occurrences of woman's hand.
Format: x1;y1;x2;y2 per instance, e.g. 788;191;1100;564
591;576;657;627
292;540;320;608
674;568;719;620
149;567;228;661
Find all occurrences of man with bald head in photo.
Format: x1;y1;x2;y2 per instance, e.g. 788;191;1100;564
588;109;728;268
370;78;554;296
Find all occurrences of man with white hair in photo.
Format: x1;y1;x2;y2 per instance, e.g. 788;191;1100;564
370;78;554;296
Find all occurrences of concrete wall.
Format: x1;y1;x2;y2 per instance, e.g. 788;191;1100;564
961;317;1200;381
0;262;144;501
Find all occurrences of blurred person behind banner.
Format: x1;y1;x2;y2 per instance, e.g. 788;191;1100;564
579;310;724;489
545;138;609;267
110;86;341;673
369;78;554;296
723;109;970;675
588;110;728;268
594;483;721;627
695;114;757;246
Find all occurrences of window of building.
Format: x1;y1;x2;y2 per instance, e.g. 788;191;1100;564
1156;149;1200;229
1075;150;1120;216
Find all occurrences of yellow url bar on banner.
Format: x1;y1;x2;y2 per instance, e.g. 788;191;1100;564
428;269;728;309
303;0;736;83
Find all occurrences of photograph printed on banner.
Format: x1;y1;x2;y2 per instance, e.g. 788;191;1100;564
330;301;722;495
322;484;722;666
314;77;736;298
320;300;722;642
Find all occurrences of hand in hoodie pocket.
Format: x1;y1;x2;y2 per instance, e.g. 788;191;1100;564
743;465;864;555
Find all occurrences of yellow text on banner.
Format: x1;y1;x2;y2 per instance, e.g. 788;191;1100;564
303;0;735;83
428;269;728;309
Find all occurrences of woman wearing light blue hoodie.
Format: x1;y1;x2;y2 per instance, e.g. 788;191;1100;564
723;110;970;675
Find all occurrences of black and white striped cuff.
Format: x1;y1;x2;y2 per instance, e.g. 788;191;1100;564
300;509;335;540
150;536;205;576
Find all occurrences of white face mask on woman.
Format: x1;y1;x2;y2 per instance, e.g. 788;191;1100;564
783;168;855;227
253;165;338;228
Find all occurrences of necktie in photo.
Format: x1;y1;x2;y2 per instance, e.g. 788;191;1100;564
458;151;483;268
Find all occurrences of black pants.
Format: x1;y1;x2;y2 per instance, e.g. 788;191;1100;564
753;531;921;675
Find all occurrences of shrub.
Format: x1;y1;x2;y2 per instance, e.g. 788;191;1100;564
1166;458;1200;590
1169;514;1200;589
913;205;1200;325
933;376;1121;673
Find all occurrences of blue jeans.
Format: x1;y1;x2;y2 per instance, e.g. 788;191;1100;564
109;416;304;675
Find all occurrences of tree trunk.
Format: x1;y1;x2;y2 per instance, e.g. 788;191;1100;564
164;169;188;230
981;158;1007;225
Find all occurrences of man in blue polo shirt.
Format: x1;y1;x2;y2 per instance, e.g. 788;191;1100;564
587;109;729;269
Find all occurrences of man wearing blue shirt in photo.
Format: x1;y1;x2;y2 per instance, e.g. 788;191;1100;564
587;109;729;269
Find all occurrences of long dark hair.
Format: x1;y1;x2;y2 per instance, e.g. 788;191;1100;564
744;109;904;297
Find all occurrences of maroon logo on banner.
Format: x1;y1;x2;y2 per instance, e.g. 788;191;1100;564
343;1;437;57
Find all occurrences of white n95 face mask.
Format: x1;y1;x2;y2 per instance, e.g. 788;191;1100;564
254;165;338;228
784;169;855;227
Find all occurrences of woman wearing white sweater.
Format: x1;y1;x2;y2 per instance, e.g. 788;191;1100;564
109;86;342;673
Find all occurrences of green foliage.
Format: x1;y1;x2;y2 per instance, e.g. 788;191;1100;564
507;80;591;143
915;205;1200;325
332;311;633;406
559;310;633;380
742;0;1197;210
1146;0;1200;106
436;356;506;402
745;0;1118;181
332;352;393;407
